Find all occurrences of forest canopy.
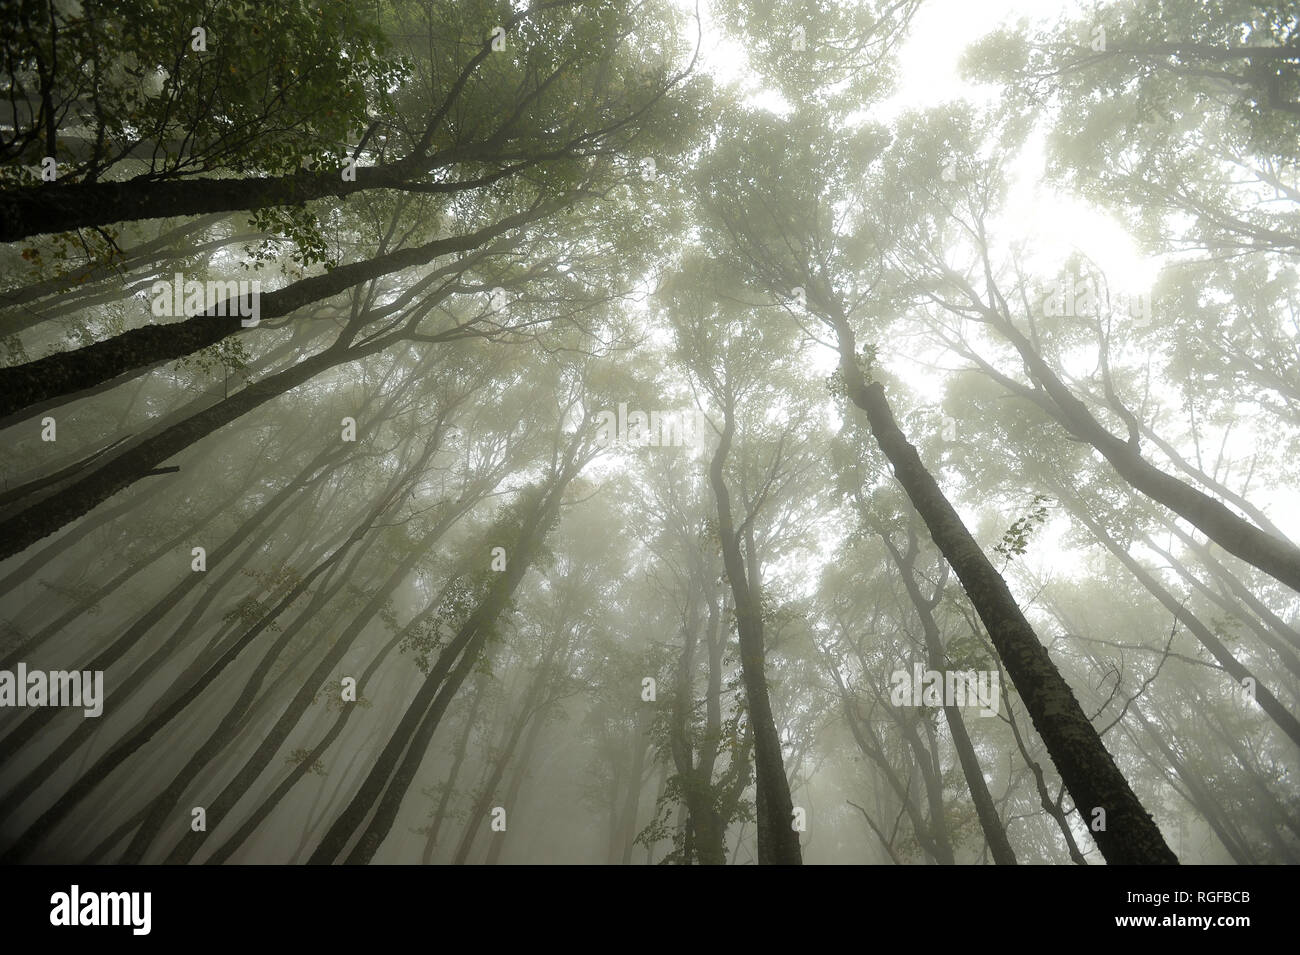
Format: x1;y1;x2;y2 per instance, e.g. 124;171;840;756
0;0;1297;866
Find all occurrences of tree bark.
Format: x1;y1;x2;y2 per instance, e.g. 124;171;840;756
0;203;543;422
830;314;1177;864
988;312;1300;593
707;394;802;865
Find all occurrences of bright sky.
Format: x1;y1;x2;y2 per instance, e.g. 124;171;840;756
888;0;1161;294
672;0;1162;360
649;0;1300;576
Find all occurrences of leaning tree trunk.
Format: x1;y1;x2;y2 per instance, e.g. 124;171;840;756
421;672;491;864
830;313;1177;865
454;630;567;865
0;436;354;792
880;526;1018;863
0;505;387;863
0;330;399;563
1059;490;1300;750
205;590;459;865
163;494;480;864
988;312;1300;594
0;7;552;244
480;704;550;865
1124;701;1256;863
309;457;581;864
0;163;434;244
121;433;451;863
0;204;542;422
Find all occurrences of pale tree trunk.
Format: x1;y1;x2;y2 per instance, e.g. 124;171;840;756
422;672;490;864
878;523;1018;863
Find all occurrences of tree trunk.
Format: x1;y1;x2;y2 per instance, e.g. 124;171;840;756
707;394;802;865
481;708;549;865
1059;486;1300;750
0;204;542;422
0;334;392;563
831;315;1177;864
880;526;1019;863
0;164;443;244
161;492;479;864
989;313;1300;593
421;672;490;865
0;437;353;805
207;595;453;866
0;506;387;863
309;458;581;864
618;710;650;865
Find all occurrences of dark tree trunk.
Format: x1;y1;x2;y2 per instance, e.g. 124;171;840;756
162;490;479;864
830;315;1177;865
0;436;352;802
481;707;549;865
990;314;1300;594
206;595;455;866
0;507;387;863
707;395;802;865
454;633;566;865
0;204;542;423
0;165;425;243
0;333;396;563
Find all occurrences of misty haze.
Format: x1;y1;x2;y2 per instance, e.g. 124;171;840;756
0;0;1297;866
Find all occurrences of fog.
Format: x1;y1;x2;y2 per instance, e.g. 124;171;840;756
0;0;1297;865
